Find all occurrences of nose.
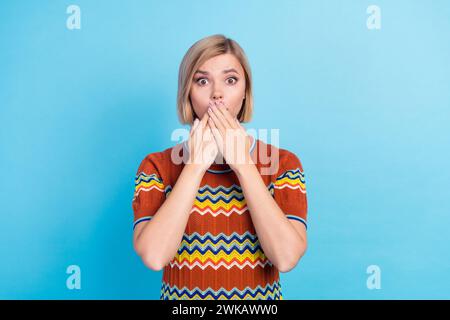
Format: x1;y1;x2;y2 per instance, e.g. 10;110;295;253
212;85;223;102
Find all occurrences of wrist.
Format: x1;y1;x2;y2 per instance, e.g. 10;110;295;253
184;162;207;177
233;162;256;178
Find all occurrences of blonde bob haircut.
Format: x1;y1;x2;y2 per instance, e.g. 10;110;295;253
177;34;253;125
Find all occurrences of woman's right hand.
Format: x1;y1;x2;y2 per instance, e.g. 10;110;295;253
186;114;218;171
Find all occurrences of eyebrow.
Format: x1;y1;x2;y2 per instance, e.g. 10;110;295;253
194;68;240;75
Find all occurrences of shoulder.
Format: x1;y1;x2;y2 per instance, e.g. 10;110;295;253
258;139;304;174
278;148;304;171
136;144;181;174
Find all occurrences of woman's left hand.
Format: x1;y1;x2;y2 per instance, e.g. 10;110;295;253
206;100;254;172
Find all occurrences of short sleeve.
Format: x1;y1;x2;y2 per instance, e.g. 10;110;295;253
131;155;166;230
270;151;308;230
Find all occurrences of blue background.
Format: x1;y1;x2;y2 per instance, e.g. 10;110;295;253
1;0;449;299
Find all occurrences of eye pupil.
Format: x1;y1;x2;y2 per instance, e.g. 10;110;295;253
196;77;237;85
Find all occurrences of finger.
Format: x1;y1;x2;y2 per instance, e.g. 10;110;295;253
214;107;238;150
208;119;223;146
191;120;202;150
203;122;214;141
212;102;240;143
191;116;205;146
208;105;226;135
210;102;229;129
196;113;209;135
193;118;200;130
200;113;209;126
190;118;200;136
217;101;238;129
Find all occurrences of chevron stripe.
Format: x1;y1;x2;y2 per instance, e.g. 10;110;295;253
133;172;165;201
268;168;306;194
135;172;163;185
177;245;265;255
179;231;261;251
196;184;244;198
173;252;268;265
169;231;272;270
190;205;248;217
169;259;273;270
160;280;283;300
178;231;258;245
190;184;248;216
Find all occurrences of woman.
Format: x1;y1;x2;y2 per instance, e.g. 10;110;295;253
132;34;308;300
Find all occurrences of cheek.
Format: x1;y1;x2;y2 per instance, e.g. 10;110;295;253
191;86;210;100
189;88;210;116
226;85;246;111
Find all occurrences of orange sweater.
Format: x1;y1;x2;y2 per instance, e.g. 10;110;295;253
132;137;308;300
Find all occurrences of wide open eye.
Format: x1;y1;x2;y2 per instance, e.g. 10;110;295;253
226;77;238;85
195;77;208;86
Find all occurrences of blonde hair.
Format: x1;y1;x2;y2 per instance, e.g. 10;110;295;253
177;34;253;124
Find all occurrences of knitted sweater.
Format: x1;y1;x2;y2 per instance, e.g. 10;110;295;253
132;136;307;300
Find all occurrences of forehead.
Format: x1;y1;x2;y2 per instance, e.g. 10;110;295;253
197;53;244;74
